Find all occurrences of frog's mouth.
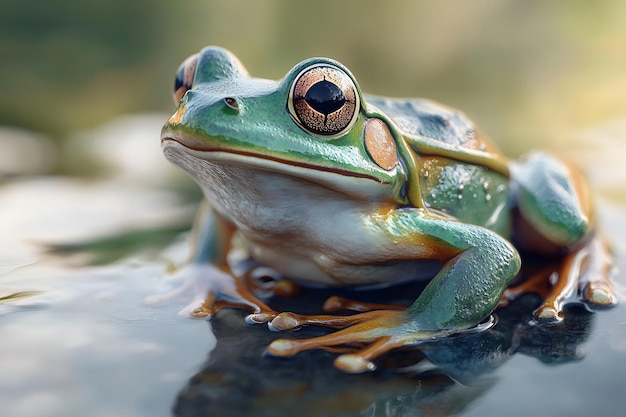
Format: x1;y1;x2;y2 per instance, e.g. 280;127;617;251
161;135;398;201
162;135;388;182
161;137;385;183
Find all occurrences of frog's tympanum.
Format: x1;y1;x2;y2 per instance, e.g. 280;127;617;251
161;46;616;373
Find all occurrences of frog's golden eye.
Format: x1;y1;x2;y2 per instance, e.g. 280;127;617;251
173;54;198;105
289;64;359;136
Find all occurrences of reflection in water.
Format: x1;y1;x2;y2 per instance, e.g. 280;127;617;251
172;278;595;417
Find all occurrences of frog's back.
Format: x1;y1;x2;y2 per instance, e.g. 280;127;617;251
367;96;511;237
366;96;498;152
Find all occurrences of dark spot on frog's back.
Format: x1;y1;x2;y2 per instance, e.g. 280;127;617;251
367;97;479;148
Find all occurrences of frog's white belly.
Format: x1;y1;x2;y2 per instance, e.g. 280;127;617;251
241;235;440;286
165;145;440;285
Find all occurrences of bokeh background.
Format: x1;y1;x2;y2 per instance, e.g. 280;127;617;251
2;2;626;416
2;0;626;182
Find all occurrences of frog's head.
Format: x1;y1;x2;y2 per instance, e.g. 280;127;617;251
162;46;408;203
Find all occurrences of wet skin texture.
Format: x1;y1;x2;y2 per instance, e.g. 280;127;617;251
160;46;616;373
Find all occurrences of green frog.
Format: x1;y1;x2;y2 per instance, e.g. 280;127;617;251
160;46;616;373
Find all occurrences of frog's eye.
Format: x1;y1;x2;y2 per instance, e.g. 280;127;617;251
289;64;359;136
173;54;198;105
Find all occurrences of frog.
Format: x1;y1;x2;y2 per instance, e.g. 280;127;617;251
160;46;617;373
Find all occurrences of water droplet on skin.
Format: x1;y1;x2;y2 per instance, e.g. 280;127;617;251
458;194;463;200
459;184;465;191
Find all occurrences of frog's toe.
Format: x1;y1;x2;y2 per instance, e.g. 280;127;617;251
246;311;279;324
269;312;303;330
334;353;377;373
583;281;618;307
534;304;562;321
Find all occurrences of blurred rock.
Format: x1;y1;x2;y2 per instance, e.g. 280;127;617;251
0;127;58;176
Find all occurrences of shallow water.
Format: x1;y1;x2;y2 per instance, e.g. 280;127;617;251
1;117;625;417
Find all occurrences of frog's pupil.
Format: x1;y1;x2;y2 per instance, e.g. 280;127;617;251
305;80;345;115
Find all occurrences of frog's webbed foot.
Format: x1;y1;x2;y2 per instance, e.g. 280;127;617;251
146;264;279;323
267;310;435;373
501;235;618;320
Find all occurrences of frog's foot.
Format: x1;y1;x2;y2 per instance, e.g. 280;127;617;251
502;236;618;320
146;264;278;322
322;295;406;313
267;310;433;373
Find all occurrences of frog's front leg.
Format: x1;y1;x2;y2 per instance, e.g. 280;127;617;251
149;199;278;322
510;152;617;319
267;208;521;373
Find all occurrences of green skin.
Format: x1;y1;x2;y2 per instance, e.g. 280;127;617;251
161;47;591;371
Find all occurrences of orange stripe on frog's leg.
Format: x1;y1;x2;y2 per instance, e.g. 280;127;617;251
499;267;553;308
270;309;396;331
323;295;406;313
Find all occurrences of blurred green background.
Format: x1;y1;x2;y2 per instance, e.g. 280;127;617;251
1;0;625;175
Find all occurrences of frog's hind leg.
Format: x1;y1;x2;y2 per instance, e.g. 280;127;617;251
545;235;617;317
511;152;593;251
510;152;618;318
